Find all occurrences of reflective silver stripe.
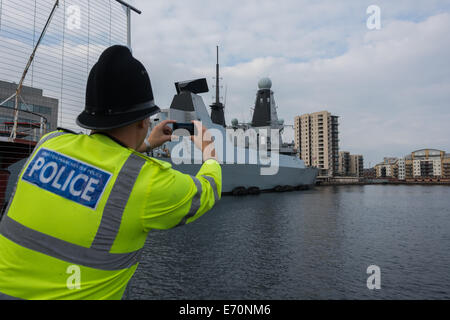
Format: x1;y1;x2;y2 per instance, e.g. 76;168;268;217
0;291;22;300
201;175;219;202
176;176;202;227
0;215;142;271
91;153;146;251
2;131;70;218
36;131;69;148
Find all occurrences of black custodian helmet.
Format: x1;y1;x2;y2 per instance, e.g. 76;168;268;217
77;45;160;130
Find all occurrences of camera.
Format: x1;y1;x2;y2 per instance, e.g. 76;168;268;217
172;122;195;136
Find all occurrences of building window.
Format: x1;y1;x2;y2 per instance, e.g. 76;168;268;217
36;105;52;115
19;103;33;112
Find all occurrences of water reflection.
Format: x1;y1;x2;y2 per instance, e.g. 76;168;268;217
132;185;450;299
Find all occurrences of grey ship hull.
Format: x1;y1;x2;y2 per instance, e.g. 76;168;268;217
161;160;318;193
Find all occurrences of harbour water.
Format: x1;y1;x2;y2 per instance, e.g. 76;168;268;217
130;185;450;299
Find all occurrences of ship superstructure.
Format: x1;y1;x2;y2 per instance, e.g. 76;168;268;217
150;48;318;194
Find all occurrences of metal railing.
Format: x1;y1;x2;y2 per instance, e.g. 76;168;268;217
0;104;48;211
0;104;47;142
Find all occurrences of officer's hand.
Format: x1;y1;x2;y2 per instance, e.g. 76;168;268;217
147;120;176;149
191;120;217;161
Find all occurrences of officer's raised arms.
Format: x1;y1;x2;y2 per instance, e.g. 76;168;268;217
91;116;222;231
0;45;222;300
138;120;221;230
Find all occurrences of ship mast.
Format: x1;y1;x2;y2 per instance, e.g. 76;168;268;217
210;46;226;127
215;47;220;105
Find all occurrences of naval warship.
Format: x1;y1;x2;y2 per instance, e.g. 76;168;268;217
149;48;318;194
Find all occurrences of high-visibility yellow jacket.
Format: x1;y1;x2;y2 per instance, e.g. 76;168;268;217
0;129;221;300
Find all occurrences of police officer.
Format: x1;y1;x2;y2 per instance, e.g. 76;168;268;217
0;45;221;300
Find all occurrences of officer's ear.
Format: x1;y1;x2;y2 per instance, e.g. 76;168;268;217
136;118;147;129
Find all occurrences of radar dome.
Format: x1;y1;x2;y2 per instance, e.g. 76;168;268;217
258;77;272;90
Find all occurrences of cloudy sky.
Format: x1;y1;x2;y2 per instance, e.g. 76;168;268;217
130;0;450;166
1;0;448;167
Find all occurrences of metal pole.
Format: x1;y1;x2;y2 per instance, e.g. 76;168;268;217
40;116;44;137
115;0;141;50
215;46;219;104
127;6;131;49
0;93;15;107
115;0;141;14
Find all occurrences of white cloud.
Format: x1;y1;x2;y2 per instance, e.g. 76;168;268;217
132;0;450;165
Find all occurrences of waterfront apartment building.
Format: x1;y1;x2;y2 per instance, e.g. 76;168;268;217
375;149;450;181
337;151;364;177
338;151;350;176
396;158;406;180
404;149;450;181
374;157;397;178
349;154;364;177
294;111;339;177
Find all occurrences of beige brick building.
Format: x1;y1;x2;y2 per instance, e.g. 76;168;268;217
349;154;364;177
374;157;398;178
294;111;339;176
337;151;364;177
338;151;350;176
404;149;450;181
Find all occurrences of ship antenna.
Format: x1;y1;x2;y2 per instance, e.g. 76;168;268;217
215;46;220;105
209;45;226;126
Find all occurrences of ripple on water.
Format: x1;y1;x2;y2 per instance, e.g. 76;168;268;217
130;185;450;299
